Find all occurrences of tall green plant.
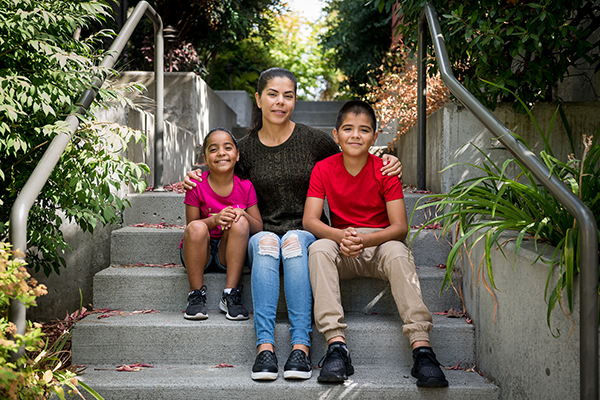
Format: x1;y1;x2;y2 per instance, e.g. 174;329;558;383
412;93;600;335
0;0;150;275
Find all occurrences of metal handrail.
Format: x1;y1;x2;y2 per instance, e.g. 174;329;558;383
417;4;598;399
8;1;164;361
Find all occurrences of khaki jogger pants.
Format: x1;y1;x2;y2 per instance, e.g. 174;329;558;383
308;228;433;345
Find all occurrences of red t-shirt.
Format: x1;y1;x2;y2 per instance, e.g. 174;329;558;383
307;153;404;229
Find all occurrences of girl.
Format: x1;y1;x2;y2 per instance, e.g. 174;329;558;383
184;68;402;381
181;127;262;321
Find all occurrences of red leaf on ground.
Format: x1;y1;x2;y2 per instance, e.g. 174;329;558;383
213;363;234;368
444;361;463;370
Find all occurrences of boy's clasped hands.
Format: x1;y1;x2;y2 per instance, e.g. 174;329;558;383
340;228;363;258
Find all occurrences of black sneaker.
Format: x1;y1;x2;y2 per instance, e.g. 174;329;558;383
317;342;354;383
219;285;249;320
184;286;208;320
411;346;449;387
251;350;278;380
283;349;312;380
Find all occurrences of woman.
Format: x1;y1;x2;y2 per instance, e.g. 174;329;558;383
183;68;402;381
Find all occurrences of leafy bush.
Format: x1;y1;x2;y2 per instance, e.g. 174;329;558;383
0;243;103;399
0;0;149;275
365;43;450;147
373;0;600;109
414;90;600;334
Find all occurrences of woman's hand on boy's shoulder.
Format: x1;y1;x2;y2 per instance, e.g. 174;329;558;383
183;169;203;192
381;154;403;179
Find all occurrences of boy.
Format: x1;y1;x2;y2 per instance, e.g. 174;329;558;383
302;100;448;388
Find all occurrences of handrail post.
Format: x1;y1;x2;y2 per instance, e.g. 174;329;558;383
418;3;598;399
153;18;164;190
417;13;427;190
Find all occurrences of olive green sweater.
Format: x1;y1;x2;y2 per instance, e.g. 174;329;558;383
238;123;339;235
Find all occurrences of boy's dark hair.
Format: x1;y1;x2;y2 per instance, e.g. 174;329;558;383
249;67;298;136
201;127;245;177
335;100;377;132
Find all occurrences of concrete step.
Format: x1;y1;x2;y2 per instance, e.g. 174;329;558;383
75;364;498;400
110;227;451;269
72;313;474;368
92;265;461;314
122;192;439;228
291;111;339;127
293;100;346;113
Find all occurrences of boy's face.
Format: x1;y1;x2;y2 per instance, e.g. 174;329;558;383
333;112;378;156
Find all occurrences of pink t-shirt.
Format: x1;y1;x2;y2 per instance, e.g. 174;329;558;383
307;153;404;229
183;170;258;240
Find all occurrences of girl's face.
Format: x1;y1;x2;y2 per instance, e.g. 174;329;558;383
202;130;239;174
255;77;296;127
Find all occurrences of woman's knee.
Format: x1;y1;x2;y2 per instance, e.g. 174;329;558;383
250;232;280;259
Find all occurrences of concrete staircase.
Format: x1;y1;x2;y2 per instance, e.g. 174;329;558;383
71;191;499;399
291;101;344;136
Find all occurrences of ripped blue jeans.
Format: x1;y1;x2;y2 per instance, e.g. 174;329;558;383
249;230;316;348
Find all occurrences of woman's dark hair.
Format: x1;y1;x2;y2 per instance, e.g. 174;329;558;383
249;67;298;136
201;127;245;177
335;100;377;132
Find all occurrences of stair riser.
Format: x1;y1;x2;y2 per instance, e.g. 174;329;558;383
293;100;346;113
72;315;474;367
110;228;451;268
122;193;438;227
93;268;461;314
290;111;339;126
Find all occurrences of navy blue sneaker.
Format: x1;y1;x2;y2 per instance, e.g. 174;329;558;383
318;342;354;383
411;346;448;387
184;286;207;320
219;285;249;320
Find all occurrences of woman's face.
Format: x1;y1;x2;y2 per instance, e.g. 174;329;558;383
255;77;296;127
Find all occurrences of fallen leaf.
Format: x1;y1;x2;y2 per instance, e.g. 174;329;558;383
444;361;463;370
213;363;234;368
446;308;466;318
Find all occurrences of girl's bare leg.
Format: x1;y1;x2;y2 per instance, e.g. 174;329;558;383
219;216;250;289
183;220;211;290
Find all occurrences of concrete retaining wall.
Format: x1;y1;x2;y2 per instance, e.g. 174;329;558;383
396;102;600;193
111;71;237;141
459;232;600;399
28;73;233;321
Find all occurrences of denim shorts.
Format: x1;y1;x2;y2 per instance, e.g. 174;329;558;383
180;239;227;272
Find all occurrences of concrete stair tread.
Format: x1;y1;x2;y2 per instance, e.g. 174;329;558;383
92;264;462;314
77;365;498;400
72;312;474;367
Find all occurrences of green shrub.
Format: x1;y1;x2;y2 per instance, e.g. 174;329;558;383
0;0;149;275
373;0;599;109
414;91;600;335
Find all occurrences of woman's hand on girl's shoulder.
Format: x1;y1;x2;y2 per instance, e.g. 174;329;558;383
183;169;203;192
381;154;403;179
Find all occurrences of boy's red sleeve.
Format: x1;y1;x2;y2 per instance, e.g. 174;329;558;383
382;174;404;201
307;162;326;199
